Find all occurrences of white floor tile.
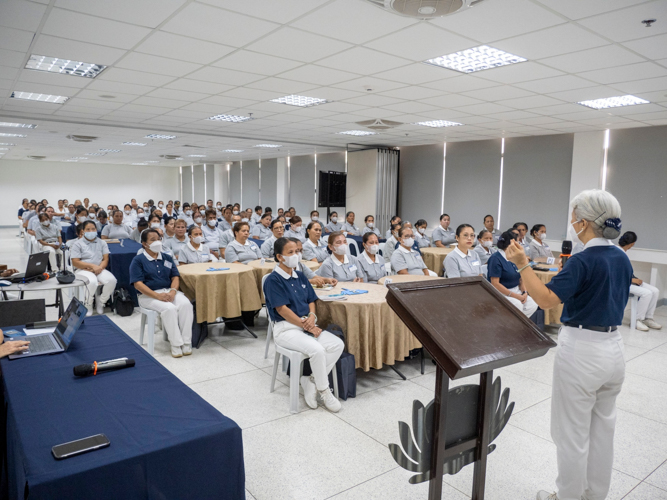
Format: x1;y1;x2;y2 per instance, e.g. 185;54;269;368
617;374;667;425
626;350;667;382
622;482;667;499
645;460;667;491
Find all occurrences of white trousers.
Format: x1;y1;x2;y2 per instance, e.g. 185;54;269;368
506;285;538;317
272;320;344;391
74;269;117;307
552;326;625;500
630;283;659;321
138;289;193;347
40;244;63;271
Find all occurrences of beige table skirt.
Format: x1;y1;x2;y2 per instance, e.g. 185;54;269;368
535;270;563;325
314;282;422;371
178;262;262;323
420;247;455;277
248;259;320;302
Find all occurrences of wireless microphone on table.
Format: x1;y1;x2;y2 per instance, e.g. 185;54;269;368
560;240;572;267
73;358;135;377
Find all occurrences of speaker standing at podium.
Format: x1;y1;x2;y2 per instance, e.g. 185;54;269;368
504;189;632;500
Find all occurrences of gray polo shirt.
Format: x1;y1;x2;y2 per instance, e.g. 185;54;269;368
357;251;387;283
391;245;427;275
296;261;316;279
443;247;482;278
164;235;188;259
284;228;306;242
324;221;343;233
178;242;216;264
35;223;61;244
250;224;272;240
102;223;132;239
361;226;381;238
70;237;109;265
528;239;552;260
316;254;364;282
341;222;359;236
383;236;398;263
432;226;456;246
261;236;278;258
302;239;329;263
218;229;235;249
473;244;497;265
415;232;430;248
225;239;262;264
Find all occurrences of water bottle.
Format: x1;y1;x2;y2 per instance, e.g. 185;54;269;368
260;258;266;266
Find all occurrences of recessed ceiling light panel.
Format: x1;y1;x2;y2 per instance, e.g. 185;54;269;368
270;95;330;107
337;130;378;136
208;114;254;122
11;91;69;104
0;143;16;146
425;45;527;74
413;120;463;127
222;149;244;153
577;95;650;109
123;142;146;146
25;55;107;78
0;133;27;138
254;144;282;148
145;134;176;139
187;154;207;157
0;122;37;128
132;163;149;165
99;149;121;153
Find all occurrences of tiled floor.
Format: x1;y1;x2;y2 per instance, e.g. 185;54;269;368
3;228;667;500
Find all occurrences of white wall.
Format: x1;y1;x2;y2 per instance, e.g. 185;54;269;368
347;150;378;222
0;160;180;226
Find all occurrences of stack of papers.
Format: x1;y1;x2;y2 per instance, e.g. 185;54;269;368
318;294;348;302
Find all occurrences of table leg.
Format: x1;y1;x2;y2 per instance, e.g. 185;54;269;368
428;366;450;500
388;364;407;380
56;289;64;317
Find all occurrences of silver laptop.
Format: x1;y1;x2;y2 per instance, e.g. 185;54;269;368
9;297;87;359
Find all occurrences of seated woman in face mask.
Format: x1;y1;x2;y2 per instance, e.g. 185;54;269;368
391;226;429;276
360;215;381;238
178;225;218;264
414;219;430;248
284;215;306;243
324;212;342;233
528;224;553;261
315;231;364;282
356;232;386;284
474;229;498;266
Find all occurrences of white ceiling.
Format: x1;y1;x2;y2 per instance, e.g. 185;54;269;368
0;0;666;166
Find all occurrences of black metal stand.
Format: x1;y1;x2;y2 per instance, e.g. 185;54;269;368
208;318;257;338
388;364;406;380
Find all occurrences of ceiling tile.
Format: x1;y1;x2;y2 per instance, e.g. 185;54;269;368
145;88;210;102
539;45;645;73
373;63;458;85
534;0;643;20
623;33;667;60
473;62;564;84
422;74;498;93
10;80;82;98
292;0;417;45
366;23;474;61
135;32;235;65
41;8;153;50
577;3;667;42
213;51;303;76
66;97;125;110
75;90;138;103
607;75;667;94
378;86;444;100
380;101;436;114
453;102;515;115
245;28;352;63
0;0;47;32
98;68;176;87
332;77;406;93
17;69;91;90
187;67;264;86
459;85;535;101
116;52;202;78
514;75;598;94
54;0;187;28
221;87;281;101
494;24;608;60
0;27;36;53
496;95;566;110
199;0;329;24
85;79;156;96
164;79;233;95
528;103;588;115
31;35;127;68
0;49;26;69
546;86;621;102
161;2;278;47
130;96;192;109
318;47;410;75
423;94;483;108
195;95;258;109
274;65;358;86
579;62;667;84
342;94;404;107
246;77;317;94
432;0;565;43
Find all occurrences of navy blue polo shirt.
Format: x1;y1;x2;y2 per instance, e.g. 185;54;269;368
65;223;78;241
546;243;632;327
263;268;318;323
130;251;180;291
487;251;520;289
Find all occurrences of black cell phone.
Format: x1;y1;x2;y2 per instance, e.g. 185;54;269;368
52;434;110;460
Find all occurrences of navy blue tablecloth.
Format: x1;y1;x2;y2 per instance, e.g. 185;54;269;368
1;316;245;500
107;240;142;306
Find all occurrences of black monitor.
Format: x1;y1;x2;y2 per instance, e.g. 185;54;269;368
318;171;347;208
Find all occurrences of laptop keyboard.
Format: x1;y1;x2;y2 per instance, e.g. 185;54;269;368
24;335;57;354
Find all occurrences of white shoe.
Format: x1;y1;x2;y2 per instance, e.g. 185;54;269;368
635;320;649;332
301;376;318;409
171;345;183;358
318;387;341;413
536;491;558;500
85;303;94;317
644;318;662;330
182;344;192;356
95;299;104;315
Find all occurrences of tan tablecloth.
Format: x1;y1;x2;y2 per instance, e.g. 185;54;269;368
378;275;439;285
247;259;320;302
314;282;422;371
178;263;262;323
420;247;455;277
534;269;563;325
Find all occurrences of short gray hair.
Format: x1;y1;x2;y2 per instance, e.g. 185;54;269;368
570;189;622;239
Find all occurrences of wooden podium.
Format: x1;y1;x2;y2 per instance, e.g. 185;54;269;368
386;276;556;500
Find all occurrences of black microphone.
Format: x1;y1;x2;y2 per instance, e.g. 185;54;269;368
73;358;135;377
561;240;572;267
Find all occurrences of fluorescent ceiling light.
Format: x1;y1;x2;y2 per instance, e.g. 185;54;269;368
145;134;176;139
123;142;146;146
0;148;9;151
99;149;121;153
86;152;106;156
64;159;78;162
222;149;244;153
132;163;149;165
187;154;206;157
25;55;106;78
11;91;69;104
0;122;37;128
337;130;378;136
413;120;463;128
577;95;650;109
254;144;282;148
208;114;253;122
270;95;330;107
425;45;527;74
71;157;88;160
0;133;26;138
144;160;159;163
0;143;16;146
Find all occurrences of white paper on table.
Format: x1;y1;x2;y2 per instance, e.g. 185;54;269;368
23;327;55;335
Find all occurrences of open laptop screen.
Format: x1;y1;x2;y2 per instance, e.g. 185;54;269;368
54;297;87;349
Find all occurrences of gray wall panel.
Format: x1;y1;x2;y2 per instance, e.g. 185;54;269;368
398;143;444;228
205;164;215;202
242;160;260;209
289;155;316;218
261;158;277;211
181;165;193;204
193;164;205;203
229;162;241;206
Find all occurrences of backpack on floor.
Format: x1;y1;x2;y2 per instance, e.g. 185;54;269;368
113;288;134;317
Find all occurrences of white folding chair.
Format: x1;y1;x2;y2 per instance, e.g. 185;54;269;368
378;242;385;257
139;307;168;356
262;273;273;359
346;238;358;257
629;293;639;330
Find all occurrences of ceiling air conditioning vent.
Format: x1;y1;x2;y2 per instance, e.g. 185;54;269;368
365;0;484;18
356;119;403;130
159;154;183;160
66;135;98;142
27;155;46;160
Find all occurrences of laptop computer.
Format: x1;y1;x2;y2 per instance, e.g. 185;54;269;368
7;251;50;283
8;297;87;359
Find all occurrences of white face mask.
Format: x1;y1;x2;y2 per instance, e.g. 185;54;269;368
158;204;164;209
78;216;87;223
333;244;347;256
241;218;249;223
185;210;192;216
367;244;379;255
124;209;131;215
293;225;302;232
482;240;493;248
84;231;96;241
403;237;415;248
194;217;203;224
367;222;374;228
538;233;547;241
331;217;338;223
207;219;216;227
138;213;145;219
286;216;291;222
149;241;162;253
282;253;299;269
200;209;206;215
233;210;239;215
311;216;318;221
193;235;204;244
151;222;160;229
297;252;303;261
41;221;50;227
418;227;425;234
567;221;584;245
89;214;96;220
